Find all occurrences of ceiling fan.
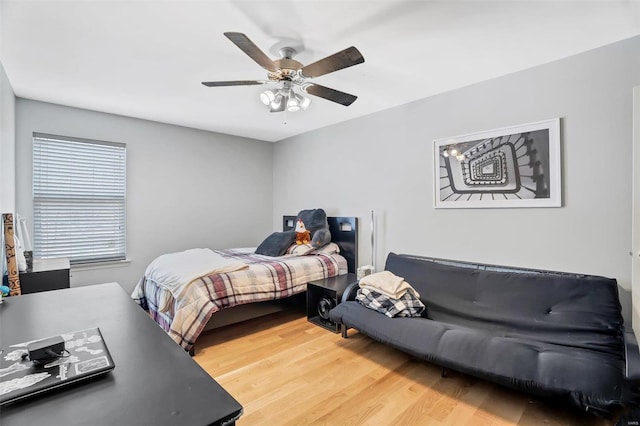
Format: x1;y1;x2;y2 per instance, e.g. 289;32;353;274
202;32;365;112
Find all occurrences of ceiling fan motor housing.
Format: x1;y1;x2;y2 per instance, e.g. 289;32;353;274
269;56;303;81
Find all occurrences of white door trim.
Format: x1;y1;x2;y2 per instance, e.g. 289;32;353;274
632;86;640;341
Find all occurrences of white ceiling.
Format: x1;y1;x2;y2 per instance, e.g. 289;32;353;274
2;1;640;142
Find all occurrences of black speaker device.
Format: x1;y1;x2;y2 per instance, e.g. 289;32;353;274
306;274;357;333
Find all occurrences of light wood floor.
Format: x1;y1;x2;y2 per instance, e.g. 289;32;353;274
194;310;615;426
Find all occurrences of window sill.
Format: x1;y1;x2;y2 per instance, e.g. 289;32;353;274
71;258;132;272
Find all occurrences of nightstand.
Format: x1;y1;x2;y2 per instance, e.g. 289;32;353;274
307;273;358;332
16;258;70;294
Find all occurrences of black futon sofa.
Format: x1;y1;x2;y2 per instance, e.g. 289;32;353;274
329;253;640;416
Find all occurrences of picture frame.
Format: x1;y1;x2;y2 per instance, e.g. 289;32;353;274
434;118;561;209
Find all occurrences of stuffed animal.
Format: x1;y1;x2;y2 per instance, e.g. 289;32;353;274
295;219;311;245
296;208;332;248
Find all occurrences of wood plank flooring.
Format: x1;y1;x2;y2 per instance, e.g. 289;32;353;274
194;310;615;425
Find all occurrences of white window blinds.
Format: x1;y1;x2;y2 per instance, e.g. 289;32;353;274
33;133;126;264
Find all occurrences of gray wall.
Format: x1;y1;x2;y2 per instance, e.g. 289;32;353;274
0;60;15;215
274;36;640;321
0;59;16;275
15;99;274;293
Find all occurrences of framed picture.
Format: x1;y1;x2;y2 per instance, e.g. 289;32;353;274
434;118;561;209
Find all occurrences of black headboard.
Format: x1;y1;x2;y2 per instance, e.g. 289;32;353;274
283;216;358;273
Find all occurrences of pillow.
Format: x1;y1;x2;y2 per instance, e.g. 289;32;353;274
255;231;296;257
311;242;340;255
296;208;331;248
286;243;316;256
286;242;340;257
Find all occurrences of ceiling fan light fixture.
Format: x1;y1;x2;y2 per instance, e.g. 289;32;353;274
270;94;283;109
300;96;311;110
287;96;300;112
260;90;275;105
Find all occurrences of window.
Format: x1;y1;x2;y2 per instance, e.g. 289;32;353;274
33;133;126;264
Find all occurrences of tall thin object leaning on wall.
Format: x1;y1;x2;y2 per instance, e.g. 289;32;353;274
2;213;21;295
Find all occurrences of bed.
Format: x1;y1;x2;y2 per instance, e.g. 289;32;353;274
132;215;358;352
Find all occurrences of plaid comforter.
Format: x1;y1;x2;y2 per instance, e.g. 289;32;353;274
133;248;347;350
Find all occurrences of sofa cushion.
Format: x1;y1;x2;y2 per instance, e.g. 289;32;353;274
384;253;624;356
329;301;625;407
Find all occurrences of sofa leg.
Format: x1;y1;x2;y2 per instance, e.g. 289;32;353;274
341;325;349;338
441;367;449;378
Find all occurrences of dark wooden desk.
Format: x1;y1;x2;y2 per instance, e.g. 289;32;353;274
0;283;243;425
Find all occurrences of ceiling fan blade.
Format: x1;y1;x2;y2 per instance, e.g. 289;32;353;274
304;83;358;106
224;32;278;72
300;46;364;78
201;80;268;87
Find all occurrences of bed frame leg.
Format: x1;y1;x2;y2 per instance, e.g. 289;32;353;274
441;367;449;378
188;346;195;357
341;325;349;338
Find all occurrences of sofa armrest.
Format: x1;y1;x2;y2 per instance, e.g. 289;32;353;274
624;326;640;382
341;281;360;303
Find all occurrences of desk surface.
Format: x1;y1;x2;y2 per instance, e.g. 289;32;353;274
0;283;243;425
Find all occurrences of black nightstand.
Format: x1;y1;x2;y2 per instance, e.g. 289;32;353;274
307;273;358;332
7;258;71;294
